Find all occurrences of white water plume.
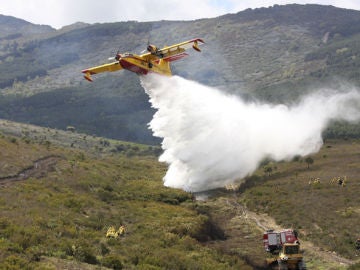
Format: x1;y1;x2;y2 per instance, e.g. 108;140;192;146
141;74;360;192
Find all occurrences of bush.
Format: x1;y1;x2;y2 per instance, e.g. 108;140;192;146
2;255;30;270
101;255;123;270
71;242;98;264
348;262;360;270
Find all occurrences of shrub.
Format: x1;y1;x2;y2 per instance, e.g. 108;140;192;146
101;255;123;270
64;198;83;212
71;242;98;264
2;255;30;270
27;246;45;262
348;262;360;270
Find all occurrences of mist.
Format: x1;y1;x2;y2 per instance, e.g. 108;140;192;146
141;74;360;192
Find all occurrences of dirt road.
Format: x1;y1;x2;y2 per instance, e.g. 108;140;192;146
0;155;62;186
221;196;357;269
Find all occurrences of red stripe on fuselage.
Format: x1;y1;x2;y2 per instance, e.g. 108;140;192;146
164;53;188;62
120;59;148;75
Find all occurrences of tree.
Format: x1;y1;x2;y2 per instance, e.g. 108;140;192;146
264;165;273;176
305;157;314;169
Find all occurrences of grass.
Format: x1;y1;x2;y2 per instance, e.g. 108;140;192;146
0;128;251;269
193;140;360;270
0;119;161;157
1;120;360;269
239;139;360;260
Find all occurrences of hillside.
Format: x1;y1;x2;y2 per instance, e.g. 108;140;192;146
0;4;360;143
0;14;54;38
0;123;255;269
0;121;359;269
1;5;360;269
230;139;360;269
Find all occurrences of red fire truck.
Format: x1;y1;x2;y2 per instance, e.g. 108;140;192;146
263;229;299;254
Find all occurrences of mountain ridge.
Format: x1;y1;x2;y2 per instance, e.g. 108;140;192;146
0;14;54;38
0;4;359;143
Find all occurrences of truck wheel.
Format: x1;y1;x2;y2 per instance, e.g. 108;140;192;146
297;260;306;270
278;261;288;270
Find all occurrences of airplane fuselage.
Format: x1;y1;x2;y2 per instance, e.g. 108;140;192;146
117;53;172;76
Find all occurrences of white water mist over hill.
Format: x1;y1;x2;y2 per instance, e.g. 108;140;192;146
141;75;360;192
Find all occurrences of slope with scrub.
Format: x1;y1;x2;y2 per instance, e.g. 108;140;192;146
200;139;360;269
0;5;360;143
0;123;252;269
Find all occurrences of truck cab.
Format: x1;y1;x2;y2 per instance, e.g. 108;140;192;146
278;243;305;269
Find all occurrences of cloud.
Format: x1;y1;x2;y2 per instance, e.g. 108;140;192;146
0;0;228;28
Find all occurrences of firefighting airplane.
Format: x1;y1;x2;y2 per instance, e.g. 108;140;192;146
82;38;204;81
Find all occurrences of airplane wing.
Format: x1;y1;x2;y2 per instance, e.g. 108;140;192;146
142;38;205;63
82;61;123;82
161;38;205;53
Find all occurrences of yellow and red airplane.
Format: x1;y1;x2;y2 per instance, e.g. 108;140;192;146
82;38;204;81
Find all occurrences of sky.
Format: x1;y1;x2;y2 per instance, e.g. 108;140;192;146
0;0;359;29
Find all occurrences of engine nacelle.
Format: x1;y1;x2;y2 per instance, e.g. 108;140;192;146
147;44;158;54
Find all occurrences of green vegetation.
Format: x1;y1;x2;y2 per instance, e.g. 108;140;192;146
239;140;360;260
1;5;360;268
0;131;251;269
0;78;157;144
0;119;161;157
0;58;47;88
1;121;359;269
305;34;360;82
1;4;360;144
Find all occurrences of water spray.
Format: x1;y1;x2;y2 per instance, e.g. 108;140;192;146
141;74;360;192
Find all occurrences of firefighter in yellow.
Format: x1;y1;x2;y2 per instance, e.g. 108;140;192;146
106;225;126;238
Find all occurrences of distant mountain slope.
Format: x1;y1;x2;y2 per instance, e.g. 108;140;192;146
0;14;54;38
0;4;359;143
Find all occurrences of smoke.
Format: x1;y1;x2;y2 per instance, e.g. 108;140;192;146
141;74;360;192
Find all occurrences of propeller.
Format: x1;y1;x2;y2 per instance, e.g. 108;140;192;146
140;39;150;54
108;50;120;61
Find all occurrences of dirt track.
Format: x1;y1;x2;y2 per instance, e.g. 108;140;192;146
0;155;62;186
223;196;358;268
245;208;354;266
